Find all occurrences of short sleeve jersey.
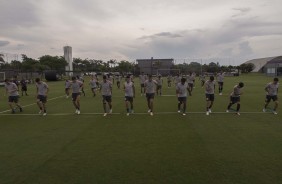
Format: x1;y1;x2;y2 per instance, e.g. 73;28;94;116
231;85;241;97
139;75;146;84
89;79;97;88
101;81;112;96
217;73;224;82
124;82;134;97
71;81;83;93
145;80;157;93
266;82;279;96
205;80;215;94
36;82;48;95
5;82;19;96
177;82;188;97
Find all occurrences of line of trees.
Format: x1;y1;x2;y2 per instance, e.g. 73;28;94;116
0;54;255;75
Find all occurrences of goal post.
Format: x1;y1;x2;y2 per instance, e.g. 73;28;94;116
157;69;180;76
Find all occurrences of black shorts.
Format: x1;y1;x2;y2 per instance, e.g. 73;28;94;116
125;96;133;102
141;84;145;87
230;96;240;103
178;97;187;103
146;93;155;100
8;96;19;103
72;93;81;101
65;88;70;92
266;95;278;102
21;86;27;91
206;94;215;101
218;82;224;86
157;85;162;90
103;95;112;103
188;83;194;88
37;95;47;103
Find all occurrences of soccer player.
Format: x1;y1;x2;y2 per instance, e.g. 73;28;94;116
71;76;83;114
226;82;244;115
156;75;163;96
176;78;189;116
205;76;216;115
217;71;224;95
174;74;181;87
124;75;135;116
199;73;206;87
144;75;158;116
20;79;28;96
4;79;23;114
65;79;71;98
192;72;196;88
139;72;146;96
263;78;279;114
116;75;121;89
167;74;172;88
35;78;49;116
100;75;113;116
89;77;97;97
186;72;194;94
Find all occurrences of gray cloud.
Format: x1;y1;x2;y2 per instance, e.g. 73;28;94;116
139;32;183;40
232;7;251;17
0;41;10;47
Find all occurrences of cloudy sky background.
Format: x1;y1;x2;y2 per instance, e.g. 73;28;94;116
0;0;282;65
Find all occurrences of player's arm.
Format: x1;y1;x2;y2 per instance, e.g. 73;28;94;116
46;84;49;96
144;83;147;94
133;84;135;98
264;85;269;94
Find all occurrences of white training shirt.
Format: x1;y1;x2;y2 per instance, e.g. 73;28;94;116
176;82;188;97
124;81;134;97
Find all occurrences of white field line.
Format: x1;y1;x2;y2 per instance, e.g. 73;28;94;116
0;111;275;116
0;95;66;114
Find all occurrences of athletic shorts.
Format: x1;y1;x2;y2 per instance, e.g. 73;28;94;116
125;96;133;102
157;85;162;90
37;95;47;103
141;84;145;87
103;95;112;103
178;97;187;103
8;96;19;103
146;93;155;100
230;96;240;103
72;93;81;101
22;86;27;91
65;88;70;92
218;82;224;86
188;83;194;88
266;95;278;102
206;94;215;101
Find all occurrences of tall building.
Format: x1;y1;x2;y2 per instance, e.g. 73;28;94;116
64;46;73;76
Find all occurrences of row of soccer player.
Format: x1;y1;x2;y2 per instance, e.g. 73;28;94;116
3;75;279;116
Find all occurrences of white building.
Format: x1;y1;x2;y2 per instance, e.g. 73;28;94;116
64;46;73;76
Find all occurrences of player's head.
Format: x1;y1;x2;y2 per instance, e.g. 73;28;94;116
4;79;10;83
71;76;76;81
35;78;41;83
103;75;107;81
158;75;161;79
126;75;130;82
181;78;186;84
148;75;152;80
273;77;279;84
210;76;214;81
238;82;244;88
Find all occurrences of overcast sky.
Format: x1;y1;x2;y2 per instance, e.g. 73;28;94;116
1;0;282;65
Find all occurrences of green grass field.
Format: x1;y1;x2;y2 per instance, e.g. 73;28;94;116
0;73;281;184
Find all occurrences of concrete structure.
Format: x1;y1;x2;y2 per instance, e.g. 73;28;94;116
64;46;73;76
244;56;282;76
136;58;174;75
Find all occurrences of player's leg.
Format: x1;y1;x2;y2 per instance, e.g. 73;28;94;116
177;98;182;113
149;98;154;115
107;97;112;113
102;97;107;114
14;96;23;112
130;98;134;113
183;99;187;114
273;96;278;114
146;95;151;111
263;96;271;112
76;95;81;114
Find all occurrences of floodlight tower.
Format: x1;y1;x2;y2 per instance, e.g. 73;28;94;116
64;46;73;76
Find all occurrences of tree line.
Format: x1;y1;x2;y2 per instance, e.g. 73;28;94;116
0;54;254;75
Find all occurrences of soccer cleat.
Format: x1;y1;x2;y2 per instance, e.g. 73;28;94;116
150;112;154;116
208;109;212;113
226;110;229;113
148;109;151;113
103;113;107;117
206;111;209;115
126;113;130;116
109;109;112;114
219;93;222;95
43;113;47;116
263;108;266;112
177;110;181;113
131;110;134;114
236;112;240;116
183;113;186;116
75;109;78;114
66;95;69;99
39;110;42;114
77;110;80;115
273;111;278;115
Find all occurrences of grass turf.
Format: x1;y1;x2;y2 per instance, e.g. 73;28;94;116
0;73;281;184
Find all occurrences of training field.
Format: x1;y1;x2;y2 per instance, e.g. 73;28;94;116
0;73;281;184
